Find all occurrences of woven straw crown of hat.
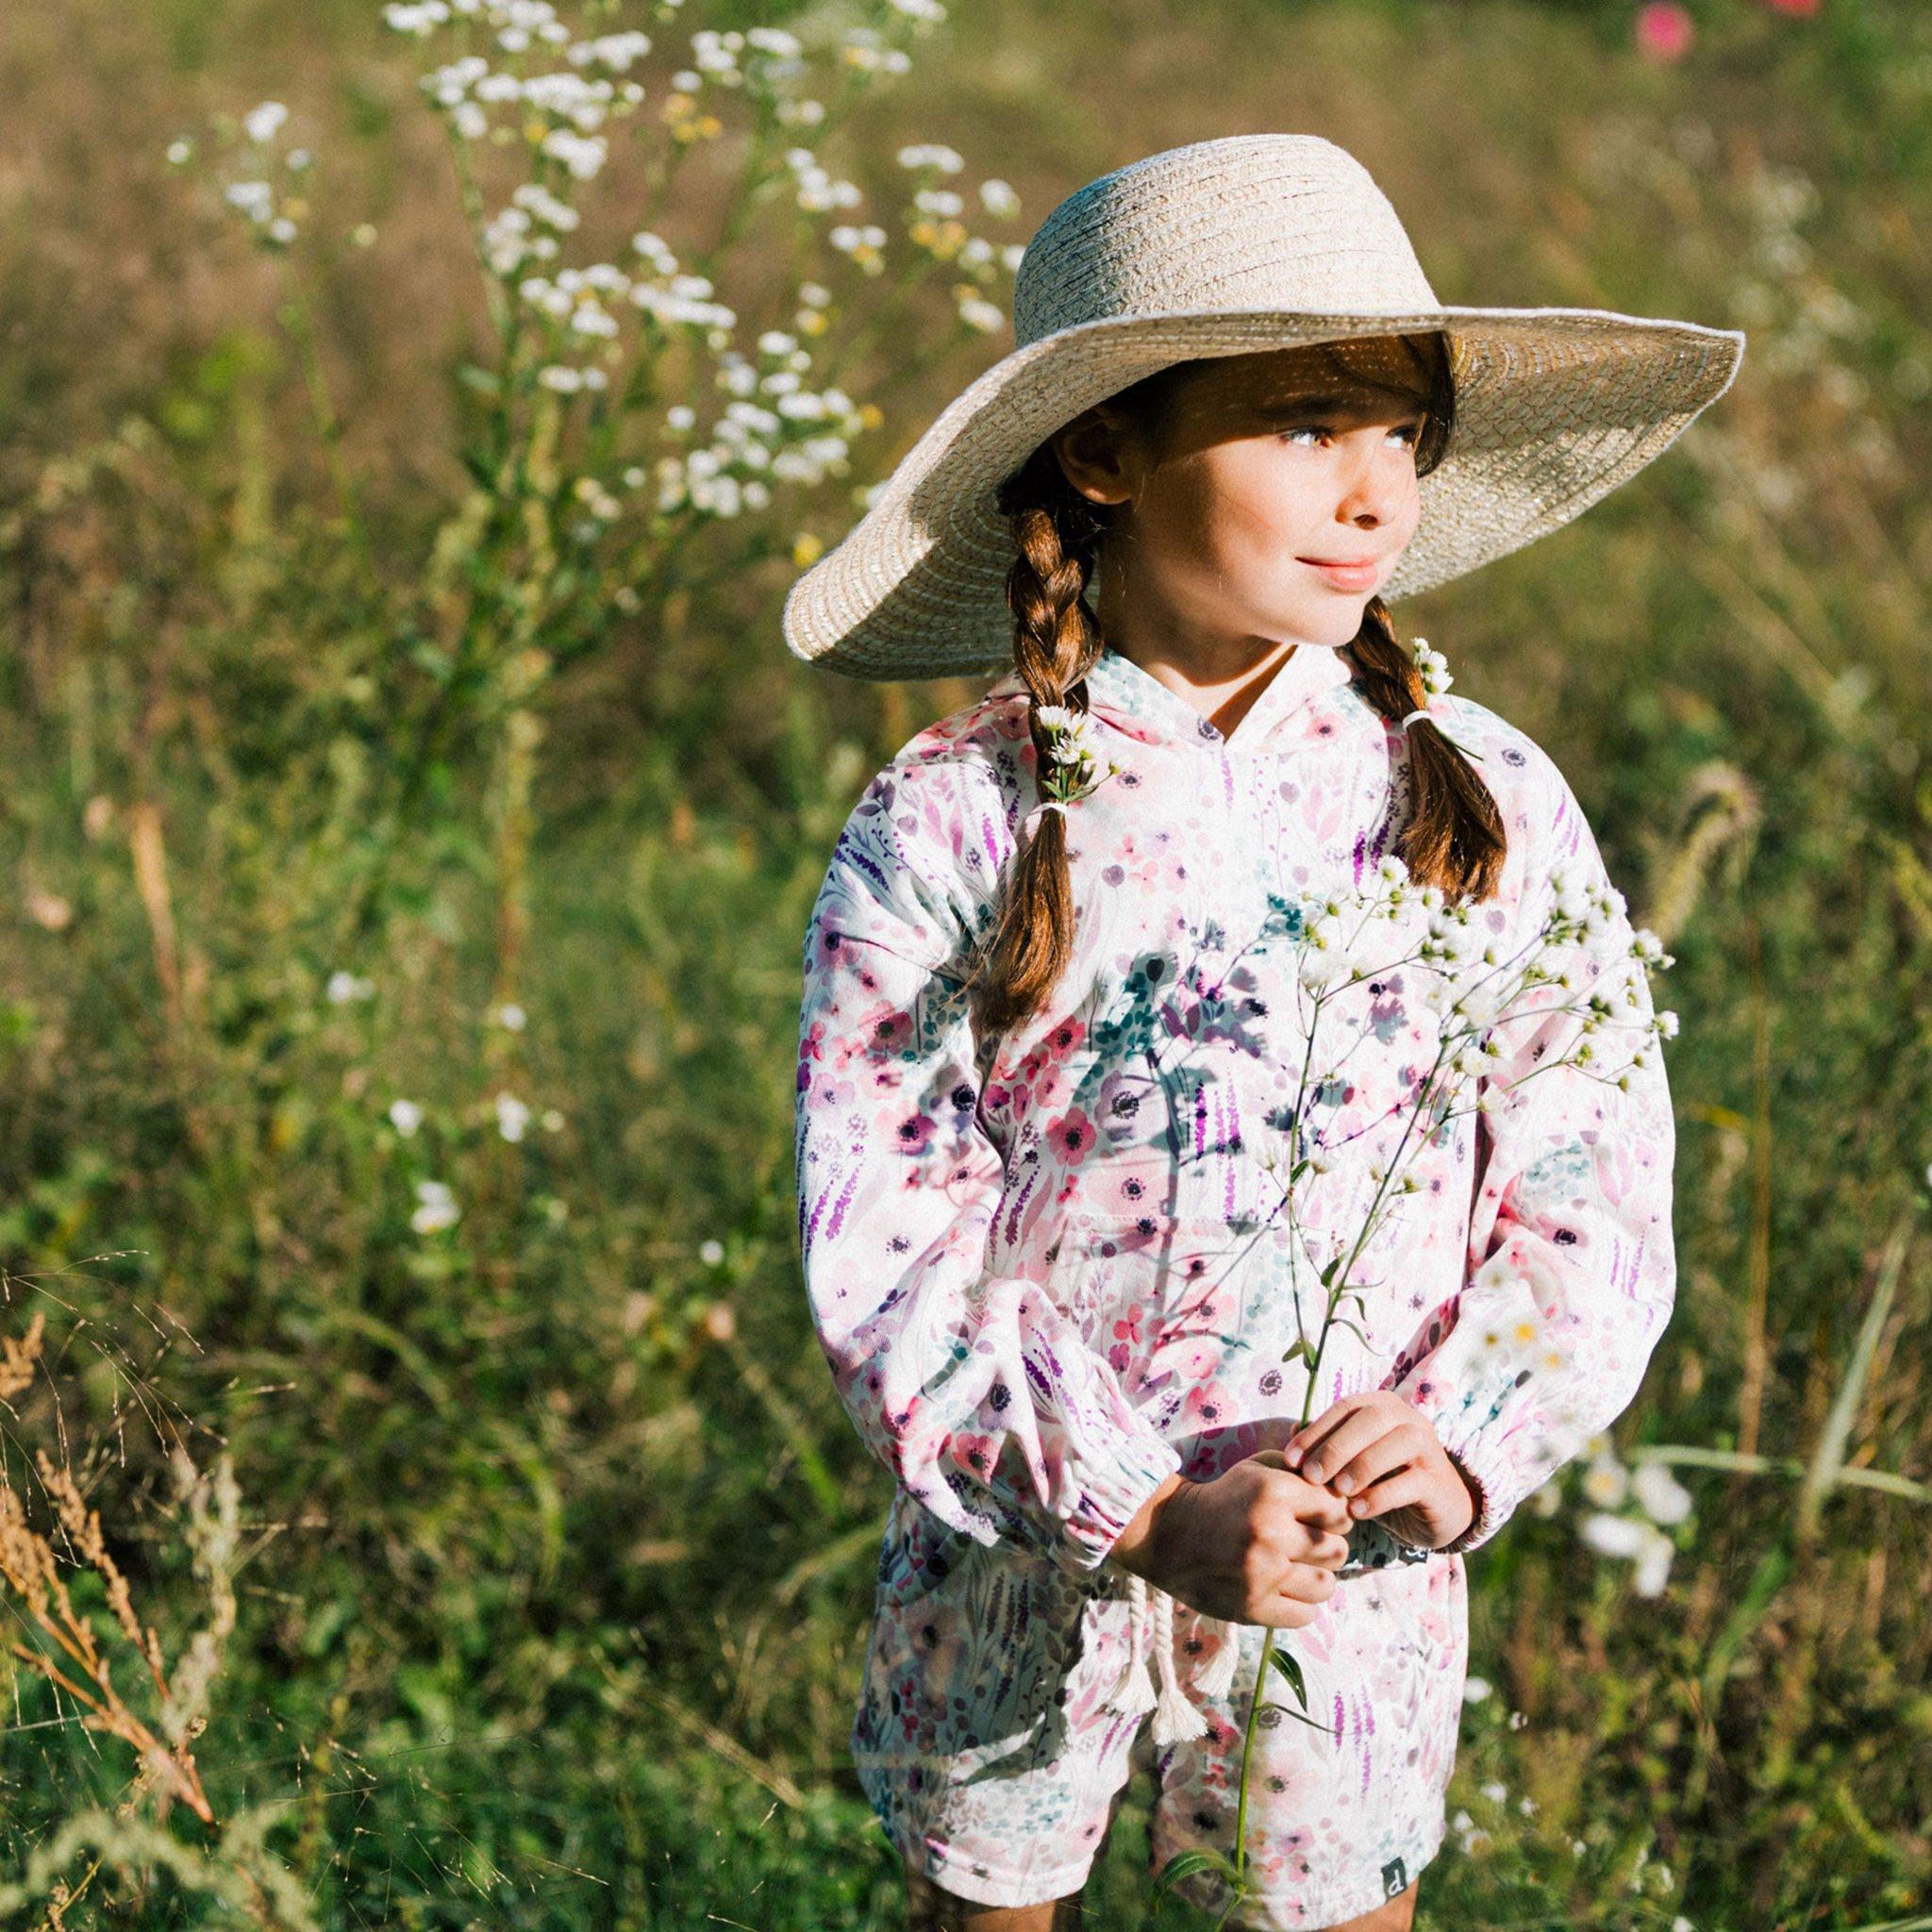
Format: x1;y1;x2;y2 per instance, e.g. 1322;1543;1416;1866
782;132;1745;682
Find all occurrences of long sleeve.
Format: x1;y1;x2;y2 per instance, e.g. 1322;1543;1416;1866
795;764;1185;1578
1383;759;1678;1556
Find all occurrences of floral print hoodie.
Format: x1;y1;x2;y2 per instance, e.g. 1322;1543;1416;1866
793;640;1676;1583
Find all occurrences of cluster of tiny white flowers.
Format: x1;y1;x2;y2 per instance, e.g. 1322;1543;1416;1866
1034;705;1096;765
1264;816;1683;1327
384;2;454;35
326;970;375;1005
181;97;314;248
1291;858;1435;992
634;336;865;517
1429;859;1679;1111
841;25;916;74
1574;1439;1693;1597
898;142;964;174
296;0;990;559
567;29;654;72
786;146;865;215
1410;635;1454;699
829;221;891;274
892;143;1024;325
1031;705;1121;808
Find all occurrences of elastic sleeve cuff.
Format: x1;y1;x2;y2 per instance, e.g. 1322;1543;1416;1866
1433;1444;1498;1557
1051;1427;1186;1579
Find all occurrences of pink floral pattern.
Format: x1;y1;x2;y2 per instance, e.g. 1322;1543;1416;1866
794;641;1676;1921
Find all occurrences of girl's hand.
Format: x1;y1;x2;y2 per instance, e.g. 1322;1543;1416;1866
1110;1452;1354;1627
1282;1391;1479;1552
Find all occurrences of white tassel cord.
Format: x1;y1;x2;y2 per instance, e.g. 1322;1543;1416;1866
1149;1587;1209;1744
1105;1574;1243;1746
1105;1572;1159;1719
1190;1607;1241;1699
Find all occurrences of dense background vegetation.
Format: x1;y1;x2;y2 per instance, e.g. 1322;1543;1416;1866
1;0;1928;1924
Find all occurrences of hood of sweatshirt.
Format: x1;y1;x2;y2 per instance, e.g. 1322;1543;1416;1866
988;640;1362;758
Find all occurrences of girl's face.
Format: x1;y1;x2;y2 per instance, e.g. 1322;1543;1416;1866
1052;340;1433;667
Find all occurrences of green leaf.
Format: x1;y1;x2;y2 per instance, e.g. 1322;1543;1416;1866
1268;1642;1310;1707
1151;1847;1240;1897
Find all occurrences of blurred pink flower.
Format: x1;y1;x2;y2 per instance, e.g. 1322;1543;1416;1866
1635;2;1694;59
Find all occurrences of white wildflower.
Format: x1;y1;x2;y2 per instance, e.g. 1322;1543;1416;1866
979;177;1021;218
1632;1525;1675;1597
411;1179;460;1235
1579;1511;1647;1559
243;101;289;143
897;142;964;173
1580;1453;1629;1509
1630;1457;1694;1526
389;1099;424;1137
225;180;275;223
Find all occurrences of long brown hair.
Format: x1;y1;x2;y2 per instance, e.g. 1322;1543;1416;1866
963;331;1506;1040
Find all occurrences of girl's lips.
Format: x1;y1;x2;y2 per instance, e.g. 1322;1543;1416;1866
1299;557;1381;591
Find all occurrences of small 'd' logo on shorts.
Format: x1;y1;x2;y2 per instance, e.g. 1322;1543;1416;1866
1381;1857;1407;1898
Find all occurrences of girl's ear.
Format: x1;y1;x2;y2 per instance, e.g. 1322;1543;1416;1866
1050;405;1136;508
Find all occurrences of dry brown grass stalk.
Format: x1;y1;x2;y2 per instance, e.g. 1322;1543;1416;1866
0;1318;234;1830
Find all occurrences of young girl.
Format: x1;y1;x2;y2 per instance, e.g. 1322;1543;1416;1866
788;135;1742;1932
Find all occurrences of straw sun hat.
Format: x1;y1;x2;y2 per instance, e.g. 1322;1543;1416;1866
781;131;1745;683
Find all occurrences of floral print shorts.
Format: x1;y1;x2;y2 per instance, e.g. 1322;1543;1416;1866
853;1488;1470;1928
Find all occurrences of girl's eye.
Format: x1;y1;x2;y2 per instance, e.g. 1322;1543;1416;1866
1280;422;1424;449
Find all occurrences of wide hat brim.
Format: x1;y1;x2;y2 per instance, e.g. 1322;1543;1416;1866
782;304;1745;682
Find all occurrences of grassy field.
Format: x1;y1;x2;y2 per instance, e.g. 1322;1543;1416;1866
1;0;1930;1924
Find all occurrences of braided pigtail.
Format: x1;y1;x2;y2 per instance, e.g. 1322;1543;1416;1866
961;443;1110;1039
1343;598;1507;904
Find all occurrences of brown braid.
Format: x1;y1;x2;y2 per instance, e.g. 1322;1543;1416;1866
964;332;1505;1040
959;448;1109;1039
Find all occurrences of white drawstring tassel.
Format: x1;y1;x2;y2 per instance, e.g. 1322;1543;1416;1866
1107;1577;1241;1742
1105;1573;1158;1719
1149;1587;1210;1746
1190;1609;1241;1700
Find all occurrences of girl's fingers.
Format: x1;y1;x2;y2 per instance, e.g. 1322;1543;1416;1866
1274;1558;1341;1605
1341;1465;1426;1523
1286;1403;1385;1485
1323;1435;1415;1502
1281;1406;1350;1469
